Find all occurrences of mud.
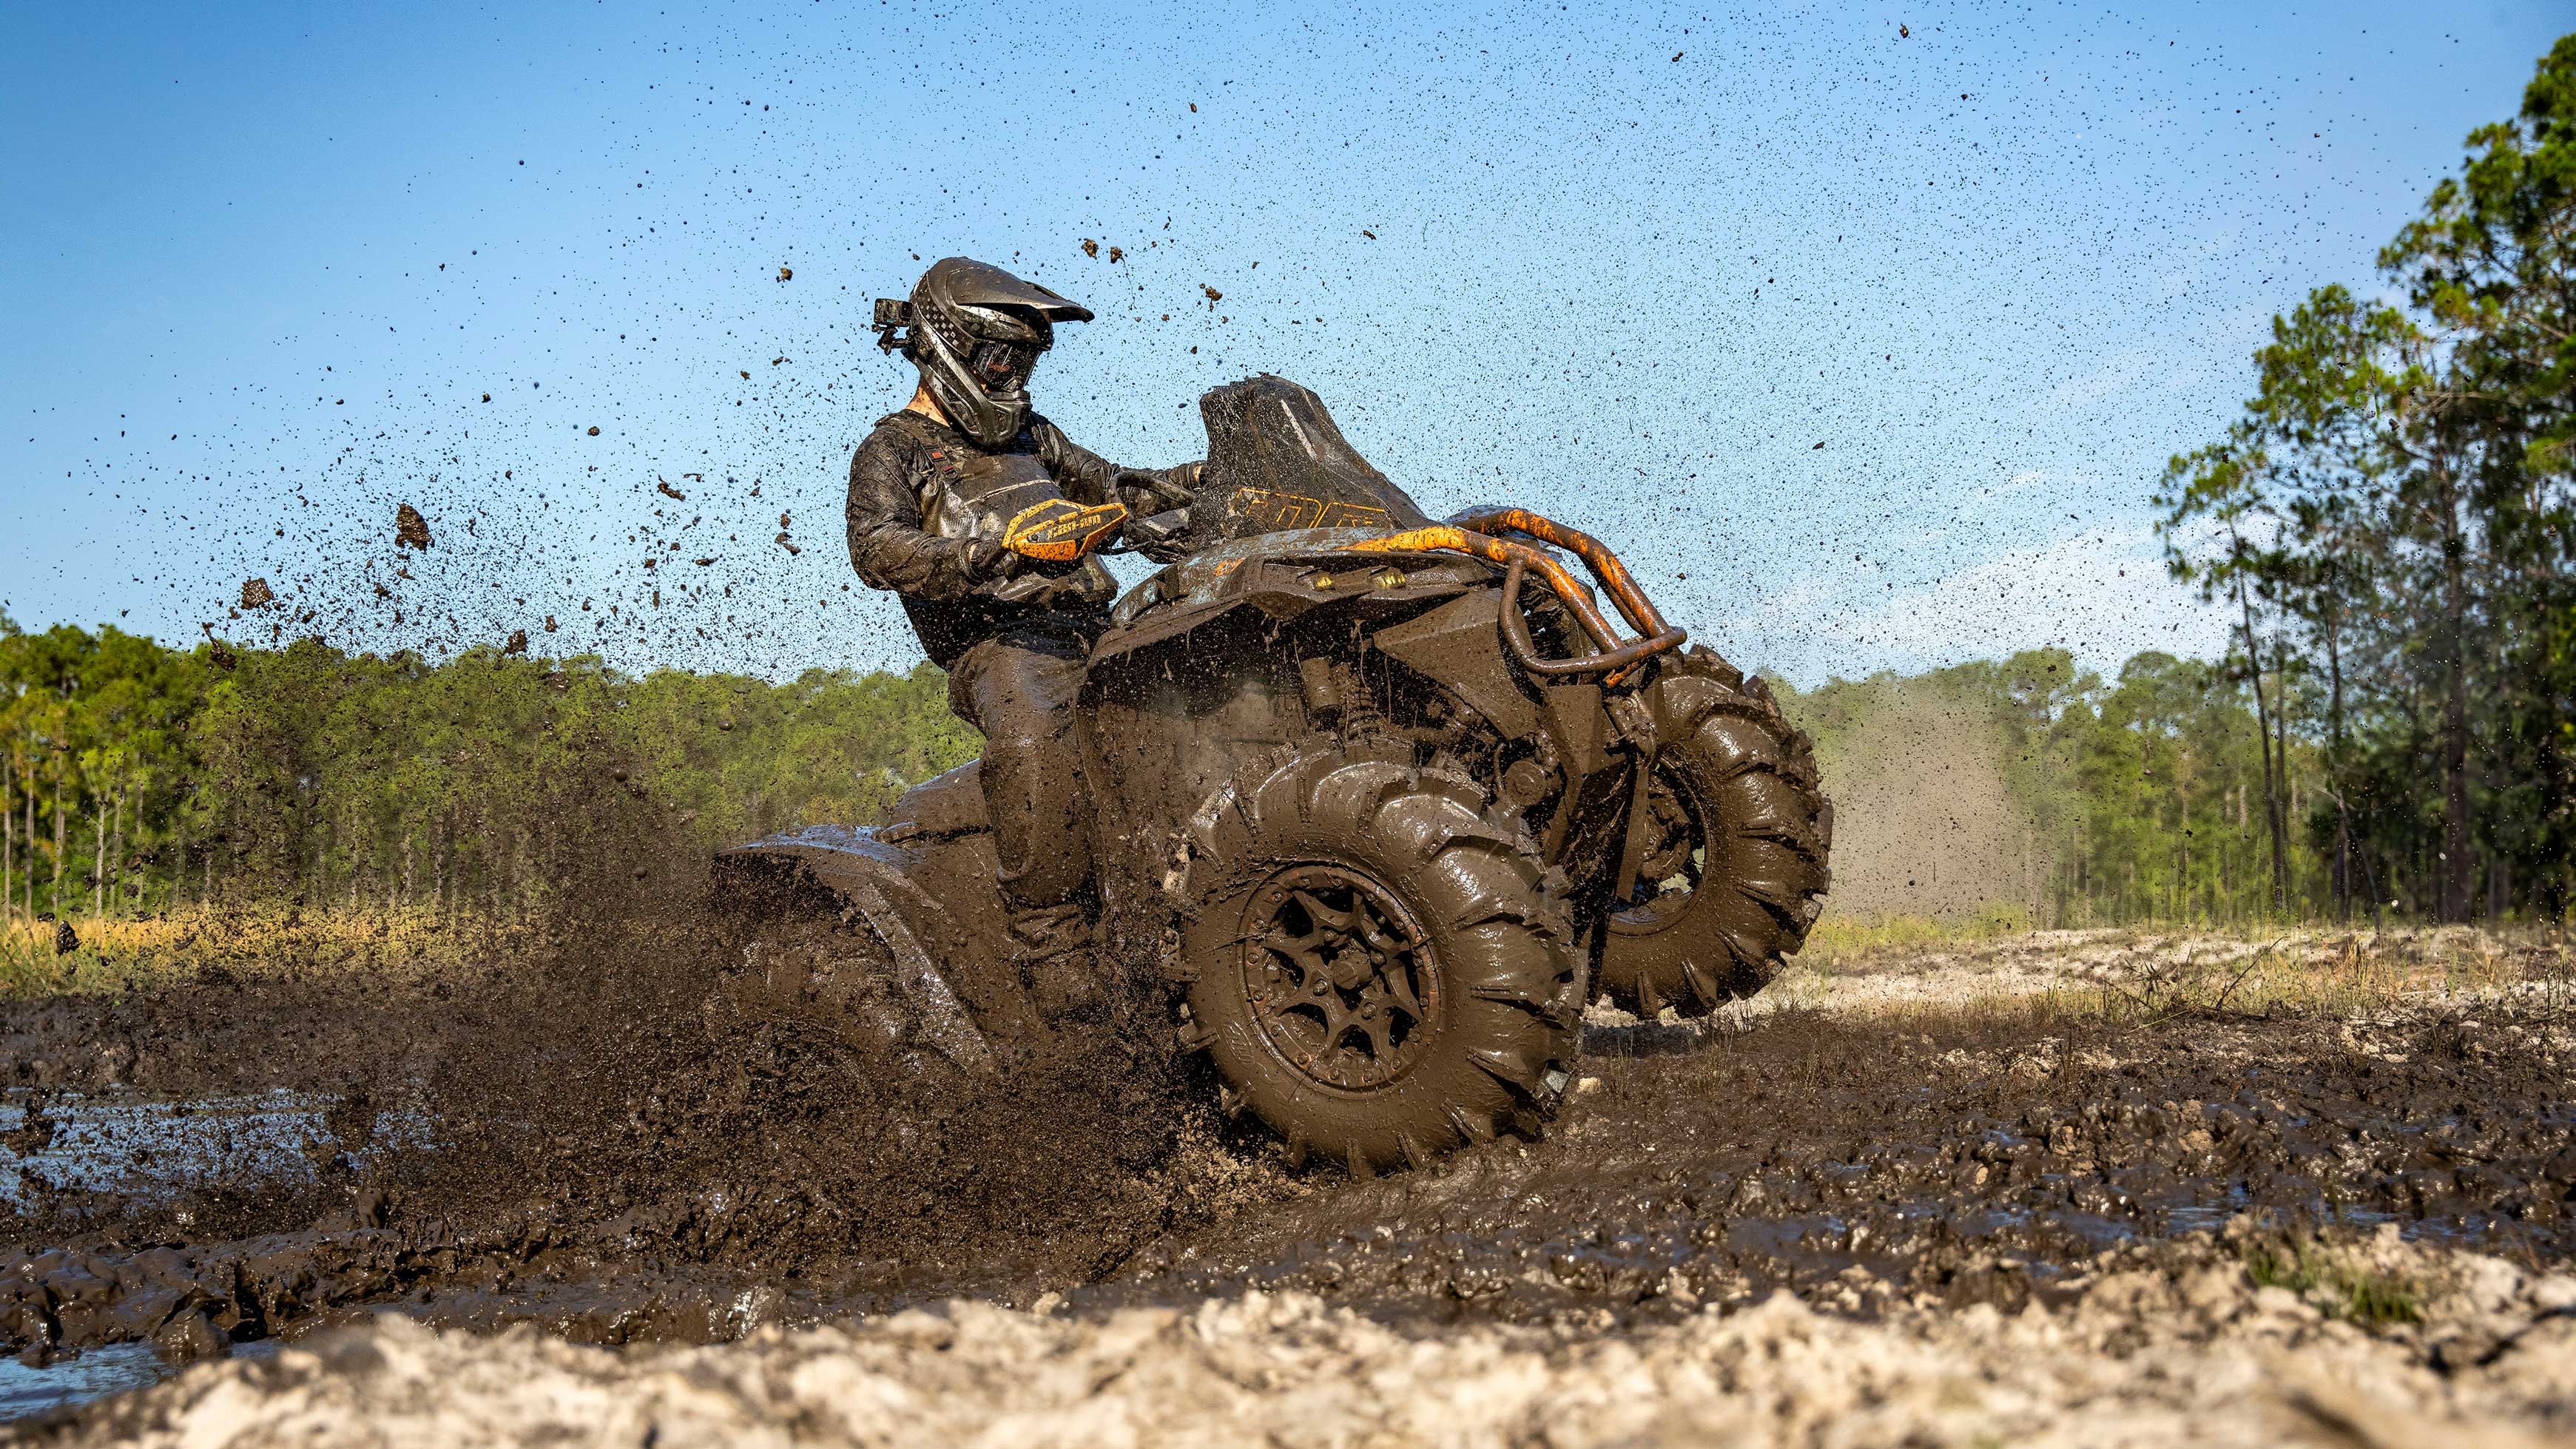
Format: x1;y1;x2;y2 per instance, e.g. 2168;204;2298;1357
43;1236;2576;1448
3;928;2572;1436
1797;682;2044;919
0;905;1199;1374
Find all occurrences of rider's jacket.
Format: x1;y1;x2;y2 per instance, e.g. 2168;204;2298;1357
844;408;1196;668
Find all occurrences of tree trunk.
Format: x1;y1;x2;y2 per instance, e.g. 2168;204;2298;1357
2177;767;2192;924
2275;630;2296;911
2324;617;2351;921
2237;577;2289;915
2432;453;2475;923
92;805;106;922
51;761;67;919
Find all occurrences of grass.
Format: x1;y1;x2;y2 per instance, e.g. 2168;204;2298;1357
0;905;529;996
1802;902;2041;965
8;896;2571;1021
2243;1239;2424;1328
1760;911;2575;1036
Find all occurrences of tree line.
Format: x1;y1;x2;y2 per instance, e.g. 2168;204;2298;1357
3;608;2488;934
1;617;978;922
2154;36;2574;924
1783;649;2389;929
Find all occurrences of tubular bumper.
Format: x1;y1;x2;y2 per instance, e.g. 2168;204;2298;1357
1337;510;1686;680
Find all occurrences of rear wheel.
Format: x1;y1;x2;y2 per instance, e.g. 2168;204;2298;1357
1599;652;1832;1018
1176;748;1582;1175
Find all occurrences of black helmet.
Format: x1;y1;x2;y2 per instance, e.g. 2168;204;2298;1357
873;257;1093;448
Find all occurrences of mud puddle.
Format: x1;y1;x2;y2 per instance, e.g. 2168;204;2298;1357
3;930;2572;1430
0;1090;405;1210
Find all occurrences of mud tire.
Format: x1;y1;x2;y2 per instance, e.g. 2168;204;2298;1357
1177;747;1582;1175
1599;648;1832;1018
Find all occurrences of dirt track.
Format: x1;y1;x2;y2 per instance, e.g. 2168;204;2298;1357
4;927;2574;1442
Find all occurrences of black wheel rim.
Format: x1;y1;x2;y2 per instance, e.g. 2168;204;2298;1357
1241;864;1443;1090
1611;767;1705;933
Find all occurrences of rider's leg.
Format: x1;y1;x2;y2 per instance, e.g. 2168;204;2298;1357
946;615;1098;1010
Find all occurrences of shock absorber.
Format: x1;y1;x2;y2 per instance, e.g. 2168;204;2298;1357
1299;655;1387;751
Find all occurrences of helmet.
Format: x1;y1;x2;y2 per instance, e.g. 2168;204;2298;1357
875;257;1093;448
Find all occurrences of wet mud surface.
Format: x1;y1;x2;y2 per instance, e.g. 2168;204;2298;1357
1;925;2572;1433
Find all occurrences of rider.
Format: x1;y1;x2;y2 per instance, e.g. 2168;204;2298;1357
846;257;1200;990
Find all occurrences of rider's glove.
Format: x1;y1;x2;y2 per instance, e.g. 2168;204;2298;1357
1115;462;1202;513
999;497;1128;564
962;532;1011;580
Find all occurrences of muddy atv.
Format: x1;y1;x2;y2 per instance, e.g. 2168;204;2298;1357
715;375;1830;1175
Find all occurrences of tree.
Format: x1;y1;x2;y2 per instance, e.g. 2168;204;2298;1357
2381;34;2576;916
2159;36;2576;924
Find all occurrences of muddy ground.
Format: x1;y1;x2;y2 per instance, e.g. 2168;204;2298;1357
1;922;2572;1442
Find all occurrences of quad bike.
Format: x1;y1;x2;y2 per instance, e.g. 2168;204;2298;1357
715;375;1830;1175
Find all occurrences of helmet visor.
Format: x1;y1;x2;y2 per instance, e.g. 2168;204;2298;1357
968;340;1039;394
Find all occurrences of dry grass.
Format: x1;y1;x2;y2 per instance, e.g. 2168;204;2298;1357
1759;916;2576;1030
1801;902;2040;964
8;901;2571;1025
0;905;529;997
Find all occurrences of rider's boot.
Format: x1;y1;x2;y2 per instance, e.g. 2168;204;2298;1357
1007;900;1106;1027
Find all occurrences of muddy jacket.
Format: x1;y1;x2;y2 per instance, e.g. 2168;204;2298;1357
845;408;1197;668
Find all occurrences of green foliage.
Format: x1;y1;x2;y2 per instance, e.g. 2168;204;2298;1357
2156;36;2576;924
0;613;977;921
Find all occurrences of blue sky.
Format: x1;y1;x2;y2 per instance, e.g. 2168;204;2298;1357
4;1;2567;684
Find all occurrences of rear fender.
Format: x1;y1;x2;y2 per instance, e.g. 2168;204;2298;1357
716;825;1035;1047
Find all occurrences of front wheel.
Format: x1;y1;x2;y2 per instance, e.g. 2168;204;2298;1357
1599;655;1832;1018
1176;749;1582;1176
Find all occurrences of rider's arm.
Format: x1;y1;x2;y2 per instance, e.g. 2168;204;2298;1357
845;431;995;601
1029;416;1203;515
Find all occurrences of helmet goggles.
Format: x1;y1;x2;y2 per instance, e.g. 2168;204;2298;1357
968;339;1039;394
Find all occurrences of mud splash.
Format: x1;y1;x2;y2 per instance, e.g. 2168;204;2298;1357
0;901;1202;1378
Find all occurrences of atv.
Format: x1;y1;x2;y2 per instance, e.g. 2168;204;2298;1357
715;375;1831;1175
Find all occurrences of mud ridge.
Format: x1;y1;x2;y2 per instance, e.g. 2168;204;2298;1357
36;1233;2576;1448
